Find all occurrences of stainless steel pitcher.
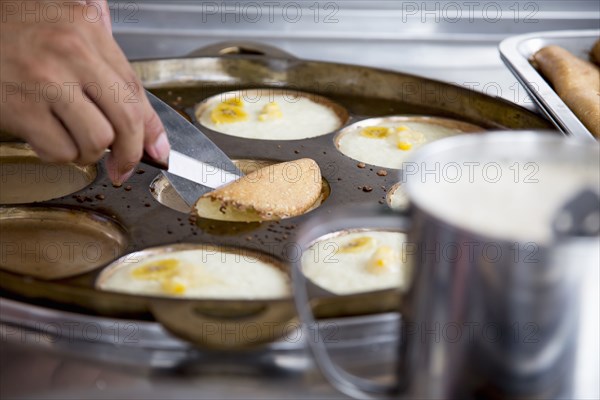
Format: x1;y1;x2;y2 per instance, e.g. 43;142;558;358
292;132;600;399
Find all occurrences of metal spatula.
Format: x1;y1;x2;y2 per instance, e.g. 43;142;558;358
143;91;242;206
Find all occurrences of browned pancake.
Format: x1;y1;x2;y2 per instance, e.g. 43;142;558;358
194;159;322;222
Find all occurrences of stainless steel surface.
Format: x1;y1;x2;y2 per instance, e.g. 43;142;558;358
292;133;600;399
0;297;399;399
399;133;599;399
166;150;239;187
499;30;600;142
146;91;242;206
112;1;600;110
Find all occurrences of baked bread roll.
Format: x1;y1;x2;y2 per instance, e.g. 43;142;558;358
532;45;600;138
591;39;600;66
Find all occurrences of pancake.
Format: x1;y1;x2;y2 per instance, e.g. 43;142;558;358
302;230;408;295
98;247;290;299
194;159;322;222
195;89;346;140
336;116;484;169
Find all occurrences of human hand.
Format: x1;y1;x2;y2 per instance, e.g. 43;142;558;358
0;0;170;185
84;0;112;34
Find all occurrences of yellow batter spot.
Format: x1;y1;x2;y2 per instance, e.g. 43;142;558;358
161;277;187;295
360;126;391;139
366;246;399;274
132;259;179;280
395;130;426;150
258;102;283;121
211;103;248;124
222;98;244;107
338;236;376;254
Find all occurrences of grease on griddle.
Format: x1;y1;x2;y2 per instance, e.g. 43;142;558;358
73;195;93;203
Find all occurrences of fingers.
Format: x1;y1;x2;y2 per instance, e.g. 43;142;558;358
85;0;112;34
141;94;170;164
93;33;170;164
51;88;114;165
14;107;79;163
83;63;145;185
73;31;170;184
2;3;166;186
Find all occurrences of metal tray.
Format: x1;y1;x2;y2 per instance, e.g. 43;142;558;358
0;42;555;349
499;29;599;142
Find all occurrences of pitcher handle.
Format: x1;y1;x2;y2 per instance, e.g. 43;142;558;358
292;204;412;399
